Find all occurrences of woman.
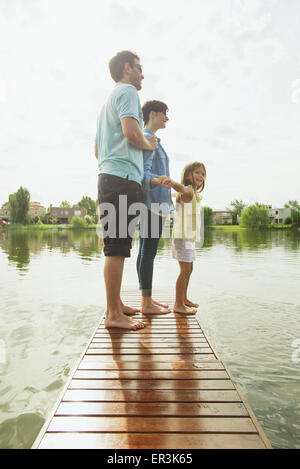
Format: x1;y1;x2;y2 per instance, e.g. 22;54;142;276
136;100;174;314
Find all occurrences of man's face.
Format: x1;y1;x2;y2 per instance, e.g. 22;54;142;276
128;59;144;90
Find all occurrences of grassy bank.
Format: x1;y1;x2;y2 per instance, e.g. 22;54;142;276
210;224;293;230
0;224;97;231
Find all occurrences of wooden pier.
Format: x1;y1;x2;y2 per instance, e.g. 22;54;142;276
33;290;271;449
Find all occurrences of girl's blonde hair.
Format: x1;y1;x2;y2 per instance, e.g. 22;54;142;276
176;161;207;203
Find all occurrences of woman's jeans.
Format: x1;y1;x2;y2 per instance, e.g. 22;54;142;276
136;210;165;297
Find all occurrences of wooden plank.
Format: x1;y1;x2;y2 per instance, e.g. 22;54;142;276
56;401;249;417
79;359;224;370
83;354;216;362
68;379;234;390
98;325;201;330
38;433;266;449
94;333;205;338
87;347;213;354
92;337;207;344
63;389;242;402
74;370;229;380
48;416;257;433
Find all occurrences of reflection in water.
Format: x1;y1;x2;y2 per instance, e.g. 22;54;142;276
0;229;104;270
0;227;299;448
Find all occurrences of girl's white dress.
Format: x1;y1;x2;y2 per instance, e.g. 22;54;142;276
172;188;204;262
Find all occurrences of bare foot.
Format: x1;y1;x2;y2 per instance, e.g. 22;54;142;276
105;312;146;330
141;302;171;315
173;303;197;315
121;301;140;316
152;299;169;309
184;299;199;308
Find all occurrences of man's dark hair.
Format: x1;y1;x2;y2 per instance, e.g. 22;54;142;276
142;100;168;125
109;50;140;82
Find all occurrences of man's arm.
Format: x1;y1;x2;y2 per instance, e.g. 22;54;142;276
94;143;98;160
121;117;157;151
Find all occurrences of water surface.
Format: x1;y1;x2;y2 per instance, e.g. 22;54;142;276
0;228;300;448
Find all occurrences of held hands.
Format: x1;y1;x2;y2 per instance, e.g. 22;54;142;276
157;175;174;189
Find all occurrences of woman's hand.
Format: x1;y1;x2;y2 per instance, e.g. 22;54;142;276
158;175;173;189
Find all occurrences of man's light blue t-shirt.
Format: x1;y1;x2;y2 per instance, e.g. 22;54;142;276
95;82;144;185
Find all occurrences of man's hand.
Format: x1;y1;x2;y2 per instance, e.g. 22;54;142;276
145;135;158;151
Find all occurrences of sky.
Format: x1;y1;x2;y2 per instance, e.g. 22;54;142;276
0;0;299;210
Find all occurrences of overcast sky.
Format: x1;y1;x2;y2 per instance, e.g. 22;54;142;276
0;0;299;210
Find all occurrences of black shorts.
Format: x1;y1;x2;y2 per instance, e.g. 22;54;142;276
98;173;145;257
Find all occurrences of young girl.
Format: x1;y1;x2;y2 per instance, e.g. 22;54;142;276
171;162;206;314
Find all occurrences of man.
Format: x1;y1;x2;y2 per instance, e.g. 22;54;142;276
95;51;158;330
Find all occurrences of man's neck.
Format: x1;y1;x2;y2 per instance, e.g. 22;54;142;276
119;78;131;85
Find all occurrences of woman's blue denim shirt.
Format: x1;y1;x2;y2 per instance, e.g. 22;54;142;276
142;129;174;215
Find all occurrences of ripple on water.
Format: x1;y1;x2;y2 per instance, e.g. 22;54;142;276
0;413;44;449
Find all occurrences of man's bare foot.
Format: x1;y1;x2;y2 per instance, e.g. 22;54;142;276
141;300;171;315
105;312;146;330
184;299;199;308
152;299;169;309
173;303;197;315
120;301;140;316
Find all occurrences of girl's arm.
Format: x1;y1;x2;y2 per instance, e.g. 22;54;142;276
171;181;194;203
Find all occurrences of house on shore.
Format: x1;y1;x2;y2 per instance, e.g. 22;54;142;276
213;210;233;225
267;206;291;224
49;205;87;224
0;201;46;221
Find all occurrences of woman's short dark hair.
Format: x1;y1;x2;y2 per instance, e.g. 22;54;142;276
109;50;140;82
142;100;168;125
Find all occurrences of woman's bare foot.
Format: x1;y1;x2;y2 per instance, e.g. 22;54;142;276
184;299;199;308
173;303;197;315
105;312;146;330
152;299;169;309
141;298;171;315
120;301;140;316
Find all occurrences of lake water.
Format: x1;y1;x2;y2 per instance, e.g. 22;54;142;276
0;228;300;449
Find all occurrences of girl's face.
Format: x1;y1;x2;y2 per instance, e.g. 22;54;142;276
187;166;206;187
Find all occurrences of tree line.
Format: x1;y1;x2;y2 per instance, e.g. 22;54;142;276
5;187;97;225
3;186;300;228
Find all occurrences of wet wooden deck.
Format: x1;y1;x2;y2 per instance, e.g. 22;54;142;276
32;291;272;449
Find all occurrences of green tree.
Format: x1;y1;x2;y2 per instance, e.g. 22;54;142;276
70;216;87;228
284;200;300;225
78;196;96;217
60;200;71;207
8;186;30;224
240;203;269;228
227;200;247;225
204;206;214;226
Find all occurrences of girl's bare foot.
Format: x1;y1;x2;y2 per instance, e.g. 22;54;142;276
105;312;146;330
184;299;199;308
173;303;197;315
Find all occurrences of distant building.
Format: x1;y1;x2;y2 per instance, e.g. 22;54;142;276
0;202;10;221
29;202;46;218
49;205;87;224
0;201;46;221
213;210;233;225
267;206;291;224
